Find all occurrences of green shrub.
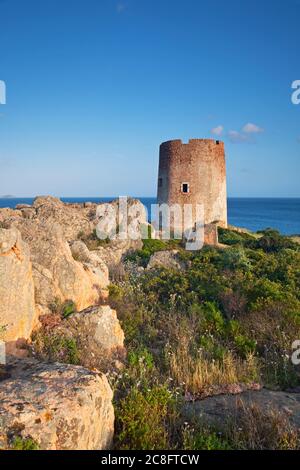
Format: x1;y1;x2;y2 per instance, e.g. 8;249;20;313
62;301;76;319
11;437;40;450
128;347;154;371
218;247;252;271
218;227;255;246
48;299;77;318
183;426;232;450
32;332;80;365
249;229;299;253
115;386;176;450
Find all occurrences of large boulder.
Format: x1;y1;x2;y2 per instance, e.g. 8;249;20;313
45;305;125;371
0;228;37;342
0;358;114;450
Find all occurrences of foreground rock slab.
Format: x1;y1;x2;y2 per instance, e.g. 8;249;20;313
183;389;300;430
0;358;114;450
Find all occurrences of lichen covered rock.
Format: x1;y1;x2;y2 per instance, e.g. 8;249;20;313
0;358;114;450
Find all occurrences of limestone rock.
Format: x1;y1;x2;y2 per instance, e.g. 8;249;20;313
70;240;109;290
0;195;149;249
6;220;109;312
0;208;22;225
0;228;37;342
94;239;143;274
0;196;151;315
56;305;125;370
147;249;186;270
0;358;114;450
32;196;96;241
0;196;97;241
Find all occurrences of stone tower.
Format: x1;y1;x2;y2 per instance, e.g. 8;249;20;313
157;139;227;241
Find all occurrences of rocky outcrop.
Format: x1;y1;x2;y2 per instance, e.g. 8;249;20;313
5;220;109;314
147;249;187;270
32;196;96;241
0;228;37;342
94;239;143;273
0;196;153;314
53;305;125;370
70;240;109;289
182;389;300;431
0;198;129;451
0;358;114;450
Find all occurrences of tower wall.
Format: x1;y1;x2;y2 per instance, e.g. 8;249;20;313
157;139;227;229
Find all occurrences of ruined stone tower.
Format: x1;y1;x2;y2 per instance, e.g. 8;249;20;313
157;139;227;242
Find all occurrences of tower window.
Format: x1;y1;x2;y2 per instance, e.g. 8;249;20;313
181;182;190;193
158;178;163;187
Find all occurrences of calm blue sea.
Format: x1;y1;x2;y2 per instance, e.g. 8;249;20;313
0;197;300;235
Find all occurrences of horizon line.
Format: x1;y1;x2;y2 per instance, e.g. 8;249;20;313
1;195;300;200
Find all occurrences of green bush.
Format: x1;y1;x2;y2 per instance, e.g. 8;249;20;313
62;301;76;319
128;347;154;371
11;437;40;450
32;332;80;365
218;227;255;246
115;386;177;450
249;229;299;253
183;426;232;450
218;247;252;271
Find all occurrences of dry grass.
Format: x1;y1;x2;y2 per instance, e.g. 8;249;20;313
241;306;300;388
184;401;300;450
169;341;259;396
227;401;300;450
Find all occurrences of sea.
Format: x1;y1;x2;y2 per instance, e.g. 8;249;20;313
0;197;300;236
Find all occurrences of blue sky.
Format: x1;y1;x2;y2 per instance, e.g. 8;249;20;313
0;0;299;197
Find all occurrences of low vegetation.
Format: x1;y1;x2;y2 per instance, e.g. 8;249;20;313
109;227;300;449
183;403;300;450
78;229;112;250
31;331;80;365
10;437;40;451
27;226;300;450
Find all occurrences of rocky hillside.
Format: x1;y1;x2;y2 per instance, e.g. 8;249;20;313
1;198;300;450
0;196;138;450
